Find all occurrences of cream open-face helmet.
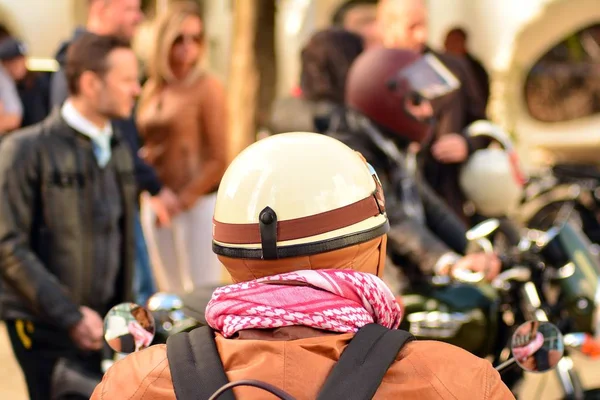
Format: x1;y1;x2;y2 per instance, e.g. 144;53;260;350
212;132;389;280
459;120;527;217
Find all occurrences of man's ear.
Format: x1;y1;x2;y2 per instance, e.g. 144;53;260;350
78;71;101;97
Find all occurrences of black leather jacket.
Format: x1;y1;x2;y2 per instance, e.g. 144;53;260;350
327;110;468;284
0;111;136;330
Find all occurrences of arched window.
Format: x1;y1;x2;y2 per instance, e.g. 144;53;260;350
524;23;600;123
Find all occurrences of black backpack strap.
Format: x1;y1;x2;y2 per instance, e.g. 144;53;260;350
317;323;414;400
166;326;235;400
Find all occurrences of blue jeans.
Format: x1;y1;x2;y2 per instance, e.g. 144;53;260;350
133;211;156;305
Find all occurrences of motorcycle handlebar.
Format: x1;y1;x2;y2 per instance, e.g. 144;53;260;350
491;267;532;290
451;268;485;284
432;230;536;287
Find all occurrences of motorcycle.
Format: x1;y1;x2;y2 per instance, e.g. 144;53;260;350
519;163;600;248
398;217;600;399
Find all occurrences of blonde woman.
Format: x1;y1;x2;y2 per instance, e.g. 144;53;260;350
137;1;228;294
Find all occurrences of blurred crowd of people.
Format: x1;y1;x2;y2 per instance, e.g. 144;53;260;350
271;0;490;223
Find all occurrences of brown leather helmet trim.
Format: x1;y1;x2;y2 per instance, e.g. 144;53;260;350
213;190;385;245
213;220;390;260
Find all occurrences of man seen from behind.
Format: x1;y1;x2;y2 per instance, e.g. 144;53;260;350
91;133;513;399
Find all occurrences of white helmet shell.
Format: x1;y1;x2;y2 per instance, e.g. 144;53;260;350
460;147;524;217
464;120;513;149
212;132;389;260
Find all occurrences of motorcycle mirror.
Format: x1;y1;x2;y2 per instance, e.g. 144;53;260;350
103;302;156;354
466;219;501;241
497;320;565;374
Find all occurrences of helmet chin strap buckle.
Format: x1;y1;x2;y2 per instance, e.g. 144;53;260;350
259;207;279;260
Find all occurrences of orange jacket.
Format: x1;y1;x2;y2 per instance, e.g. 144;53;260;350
91;327;514;399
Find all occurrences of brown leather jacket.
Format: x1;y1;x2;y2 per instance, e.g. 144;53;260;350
91;327;514;399
136;74;228;209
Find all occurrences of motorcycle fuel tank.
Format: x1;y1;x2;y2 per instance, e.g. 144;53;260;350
542;222;600;333
399;283;499;357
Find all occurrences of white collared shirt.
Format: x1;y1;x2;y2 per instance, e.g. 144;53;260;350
61;100;113;167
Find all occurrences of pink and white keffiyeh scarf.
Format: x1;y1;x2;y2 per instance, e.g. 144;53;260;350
205;270;403;338
513;332;544;361
128;321;154;351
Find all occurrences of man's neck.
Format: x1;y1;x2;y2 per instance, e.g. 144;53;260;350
68;97;109;130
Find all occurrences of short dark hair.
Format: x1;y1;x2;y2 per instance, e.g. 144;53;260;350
300;28;364;103
446;27;467;40
331;0;378;27
65;32;131;95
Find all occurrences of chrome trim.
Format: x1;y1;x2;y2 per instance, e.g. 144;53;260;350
524;282;542;309
556;262;576;279
518;184;582;224
555;357;579;398
407;311;472;338
492;266;531;291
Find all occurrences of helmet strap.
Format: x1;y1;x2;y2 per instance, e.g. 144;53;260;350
259;207;279;260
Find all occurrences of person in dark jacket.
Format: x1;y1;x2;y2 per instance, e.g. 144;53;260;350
444;27;490;107
0;33;139;399
269;28;364;135
327;47;500;290
376;0;487;224
0;36;51;129
50;0;166;305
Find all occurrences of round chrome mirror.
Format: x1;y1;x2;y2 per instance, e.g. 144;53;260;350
511;320;564;373
103;302;156;354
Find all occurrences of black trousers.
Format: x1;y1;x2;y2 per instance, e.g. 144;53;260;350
5;319;102;400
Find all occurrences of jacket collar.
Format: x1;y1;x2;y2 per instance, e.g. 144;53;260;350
44;107;123;148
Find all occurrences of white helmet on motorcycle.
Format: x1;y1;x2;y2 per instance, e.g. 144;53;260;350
459;120;527;217
212;132;389;282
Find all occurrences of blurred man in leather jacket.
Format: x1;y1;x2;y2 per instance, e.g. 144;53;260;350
327;47;500;291
0;33;138;399
377;0;488;223
51;0;161;305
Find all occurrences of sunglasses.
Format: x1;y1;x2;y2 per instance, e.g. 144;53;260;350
174;33;203;45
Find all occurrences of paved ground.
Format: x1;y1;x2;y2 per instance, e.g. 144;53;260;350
0;323;27;400
0;321;599;399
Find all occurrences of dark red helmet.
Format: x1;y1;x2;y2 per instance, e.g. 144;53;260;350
345;47;430;143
